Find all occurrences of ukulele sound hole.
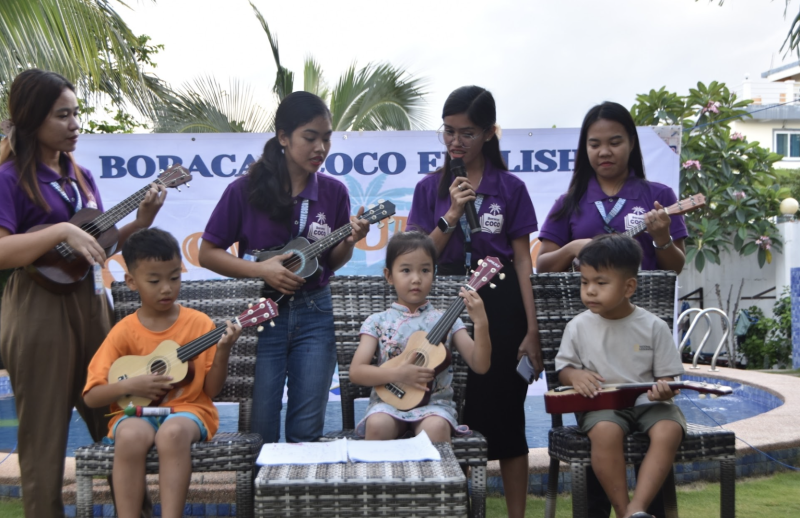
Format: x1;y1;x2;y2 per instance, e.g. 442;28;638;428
149;358;169;376
410;351;428;367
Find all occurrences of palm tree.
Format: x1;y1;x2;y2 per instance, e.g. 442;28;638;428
155;2;429;133
0;0;169;121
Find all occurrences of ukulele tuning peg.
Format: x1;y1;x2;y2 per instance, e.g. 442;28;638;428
378;199;385;203
499;273;506;280
175;186;181;192
368;204;376;210
186;183;191;188
270;321;276;327
477;259;484;266
489;283;496;289
699;394;707;399
377;221;385;229
257;326;264;332
248;303;253;308
388;217;395;224
710;394;719;399
259;297;266;302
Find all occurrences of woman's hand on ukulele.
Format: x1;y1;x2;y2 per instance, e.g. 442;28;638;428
124;374;174;400
459;287;487;326
135;182;167;229
60;222;106;265
644;201;671;246
648;379;679;402
258;252;305;295
397;353;435;392
346;206;370;245
444;176;476;224
570;369;605;398
217;319;242;353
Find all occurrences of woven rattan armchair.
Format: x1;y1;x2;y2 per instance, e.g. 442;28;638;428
534;271;736;518
323;275;488;518
75;279;265;518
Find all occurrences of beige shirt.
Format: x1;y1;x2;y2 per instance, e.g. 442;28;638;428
555;306;684;404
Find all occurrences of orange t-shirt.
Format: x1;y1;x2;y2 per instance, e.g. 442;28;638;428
84;306;220;440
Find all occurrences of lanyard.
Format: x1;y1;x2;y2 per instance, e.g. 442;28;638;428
594;198;626;233
459;195;484;274
294;199;310;239
49;180;82;214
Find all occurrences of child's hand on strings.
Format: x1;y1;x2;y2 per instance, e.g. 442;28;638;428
459;287;488;326
570;369;605;398
125;374;174;401
217;319;242;353
648;379;679;402
397;352;435;391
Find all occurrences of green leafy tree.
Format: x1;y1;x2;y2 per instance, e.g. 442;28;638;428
156;2;429;133
631;82;790;272
740;289;793;368
0;1;170;121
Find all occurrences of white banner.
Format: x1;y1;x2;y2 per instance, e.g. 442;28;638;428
74;128;680;286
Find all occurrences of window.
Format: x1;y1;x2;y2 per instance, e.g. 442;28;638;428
775;131;800;159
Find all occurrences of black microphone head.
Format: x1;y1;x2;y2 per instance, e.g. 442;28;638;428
450;157;466;176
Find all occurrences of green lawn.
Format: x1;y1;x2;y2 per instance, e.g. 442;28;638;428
2;471;799;517
486;470;800;517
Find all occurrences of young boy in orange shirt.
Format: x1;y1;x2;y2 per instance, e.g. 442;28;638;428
556;234;685;518
84;228;241;518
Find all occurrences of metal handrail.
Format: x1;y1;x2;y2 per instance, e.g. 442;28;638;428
687;308;732;371
677;308;712;354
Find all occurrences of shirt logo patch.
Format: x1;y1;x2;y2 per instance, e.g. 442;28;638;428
307;212;331;242
634;344;653;352
480;203;504;234
624;206;647;231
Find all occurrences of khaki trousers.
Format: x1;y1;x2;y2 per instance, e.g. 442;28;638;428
0;269;112;518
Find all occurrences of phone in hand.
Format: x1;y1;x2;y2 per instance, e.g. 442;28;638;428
516;356;538;384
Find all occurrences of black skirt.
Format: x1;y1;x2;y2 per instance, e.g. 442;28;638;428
439;262;529;460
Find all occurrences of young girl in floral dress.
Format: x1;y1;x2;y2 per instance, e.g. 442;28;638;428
349;231;491;442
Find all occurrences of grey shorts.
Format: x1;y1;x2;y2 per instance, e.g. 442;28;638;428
577;403;687;437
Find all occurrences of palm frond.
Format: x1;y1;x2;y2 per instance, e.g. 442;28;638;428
0;0;160;118
329;62;429;131
303;55;329;103
153;75;273;133
249;0;292;100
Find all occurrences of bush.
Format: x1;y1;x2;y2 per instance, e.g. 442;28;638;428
739;289;793;369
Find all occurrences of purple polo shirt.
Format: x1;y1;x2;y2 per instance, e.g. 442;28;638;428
202;172;351;291
0;158;103;235
538;172;688;270
407;161;538;266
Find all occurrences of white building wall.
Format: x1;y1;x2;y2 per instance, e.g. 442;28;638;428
729;119;800;169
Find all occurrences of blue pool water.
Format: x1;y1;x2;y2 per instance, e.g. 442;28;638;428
0;377;779;456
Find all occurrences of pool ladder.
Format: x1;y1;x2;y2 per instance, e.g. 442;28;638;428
677;307;733;371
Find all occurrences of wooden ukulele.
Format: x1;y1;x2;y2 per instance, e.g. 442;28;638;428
250;200;396;300
25;165;192;294
108;298;279;408
375;256;504;411
544;380;733;414
571;193;707;271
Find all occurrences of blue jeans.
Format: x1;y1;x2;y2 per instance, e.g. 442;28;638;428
251;285;336;443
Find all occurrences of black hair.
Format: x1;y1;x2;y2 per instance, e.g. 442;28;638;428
247;91;331;222
385;231;437;272
436;86;508;198
551;101;646;220
122;228;182;273
577;234;642;279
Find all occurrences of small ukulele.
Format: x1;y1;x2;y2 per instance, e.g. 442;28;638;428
544;380;733;414
26;165;192;294
375;256;504;411
250;200;396;300
108;298;279;408
571;193;707;271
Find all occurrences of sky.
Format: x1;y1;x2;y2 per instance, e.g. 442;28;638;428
122;0;796;130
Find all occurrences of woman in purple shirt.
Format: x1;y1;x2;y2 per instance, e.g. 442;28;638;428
407;86;542;518
0;69;165;517
198;92;369;444
537;102;687;273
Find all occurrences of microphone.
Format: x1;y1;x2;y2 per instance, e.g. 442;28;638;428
450;158;480;234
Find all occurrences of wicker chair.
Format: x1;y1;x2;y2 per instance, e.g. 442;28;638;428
534;271;736;518
323;275;489;518
75;279;265;518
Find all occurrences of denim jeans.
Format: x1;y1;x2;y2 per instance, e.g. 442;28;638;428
250;285;337;443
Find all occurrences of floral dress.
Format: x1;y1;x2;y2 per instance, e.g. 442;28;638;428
355;301;470;437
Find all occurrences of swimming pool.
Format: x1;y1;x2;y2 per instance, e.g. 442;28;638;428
0;375;781;456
